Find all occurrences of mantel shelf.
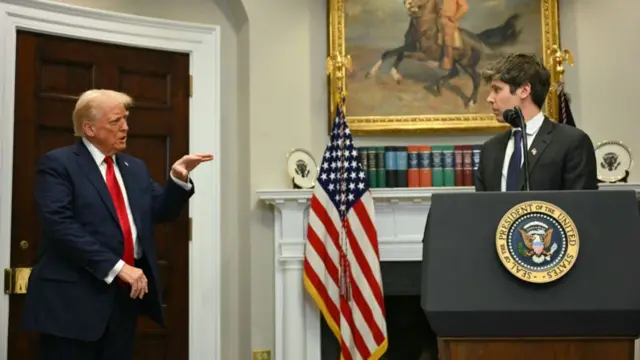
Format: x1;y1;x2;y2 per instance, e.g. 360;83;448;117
257;186;472;204
257;182;640;204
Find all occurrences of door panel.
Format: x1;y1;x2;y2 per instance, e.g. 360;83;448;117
8;30;190;360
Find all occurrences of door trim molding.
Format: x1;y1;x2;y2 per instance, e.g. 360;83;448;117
0;1;221;359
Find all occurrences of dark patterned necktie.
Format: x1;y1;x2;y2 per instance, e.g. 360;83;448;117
506;129;522;191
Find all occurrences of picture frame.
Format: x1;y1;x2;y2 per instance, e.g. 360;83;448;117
327;0;562;135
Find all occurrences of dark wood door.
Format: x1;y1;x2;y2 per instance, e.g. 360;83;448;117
8;30;190;360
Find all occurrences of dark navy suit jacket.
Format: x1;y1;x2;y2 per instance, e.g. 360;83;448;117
21;140;194;341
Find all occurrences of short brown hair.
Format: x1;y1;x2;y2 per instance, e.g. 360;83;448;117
72;89;133;136
481;53;551;109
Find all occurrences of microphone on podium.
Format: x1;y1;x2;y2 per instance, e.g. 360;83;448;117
502;107;531;191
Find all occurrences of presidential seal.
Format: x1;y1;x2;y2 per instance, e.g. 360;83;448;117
594;140;632;183
286;148;318;189
495;201;579;284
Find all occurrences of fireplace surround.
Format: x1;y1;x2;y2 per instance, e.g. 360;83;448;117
320;263;437;360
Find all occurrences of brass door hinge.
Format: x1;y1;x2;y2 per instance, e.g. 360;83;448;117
189;75;193;97
4;267;32;294
188;217;193;242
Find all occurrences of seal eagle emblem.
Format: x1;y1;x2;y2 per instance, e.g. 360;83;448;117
518;226;555;263
496;201;579;284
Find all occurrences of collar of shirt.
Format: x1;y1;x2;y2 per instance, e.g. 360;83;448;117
82;137;114;166
510;111;544;136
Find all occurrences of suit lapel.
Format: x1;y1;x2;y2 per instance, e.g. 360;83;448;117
517;118;556;190
74;141;118;223
116;155;142;233
492;131;511;191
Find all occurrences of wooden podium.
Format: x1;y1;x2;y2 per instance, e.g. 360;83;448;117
437;337;636;360
421;191;640;360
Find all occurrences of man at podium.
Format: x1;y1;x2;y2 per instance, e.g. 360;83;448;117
474;53;598;192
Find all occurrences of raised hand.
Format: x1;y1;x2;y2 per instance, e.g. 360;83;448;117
170;153;214;181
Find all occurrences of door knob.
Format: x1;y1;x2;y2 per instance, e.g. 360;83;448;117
20;240;28;249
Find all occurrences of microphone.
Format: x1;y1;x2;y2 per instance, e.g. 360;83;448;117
502;107;531;191
501;108;519;127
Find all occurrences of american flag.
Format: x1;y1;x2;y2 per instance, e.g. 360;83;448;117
303;100;388;359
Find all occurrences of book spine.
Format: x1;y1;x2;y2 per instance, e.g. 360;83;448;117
367;148;378;188
472;144;482;186
396;146;408;187
418;145;432;187
431;145;444;187
385;146;397;188
407;146;420;187
442;145;455;187
376;146;386;187
454;145;464;186
462;145;473;186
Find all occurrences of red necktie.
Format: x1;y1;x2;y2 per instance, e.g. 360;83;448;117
104;157;135;267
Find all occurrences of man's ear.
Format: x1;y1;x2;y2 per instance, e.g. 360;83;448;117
518;83;532;99
83;122;95;137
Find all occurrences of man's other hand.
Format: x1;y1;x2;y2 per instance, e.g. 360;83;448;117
117;264;148;299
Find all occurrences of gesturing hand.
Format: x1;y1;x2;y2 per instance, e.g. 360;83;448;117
117;264;148;299
171;153;214;182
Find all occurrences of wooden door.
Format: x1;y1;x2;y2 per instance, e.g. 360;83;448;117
8;30;190;360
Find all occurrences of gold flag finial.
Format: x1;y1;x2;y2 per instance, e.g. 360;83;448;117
327;52;352;104
548;45;575;83
327;52;352;78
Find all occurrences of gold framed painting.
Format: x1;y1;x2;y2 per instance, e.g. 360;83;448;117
328;0;562;135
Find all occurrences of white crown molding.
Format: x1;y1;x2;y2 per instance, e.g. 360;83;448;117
1;0;216;33
0;1;221;359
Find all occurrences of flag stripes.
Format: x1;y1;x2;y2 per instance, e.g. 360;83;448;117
303;102;388;359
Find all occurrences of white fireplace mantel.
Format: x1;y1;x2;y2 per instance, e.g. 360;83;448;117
257;184;640;360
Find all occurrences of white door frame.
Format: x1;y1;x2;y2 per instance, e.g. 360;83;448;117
0;0;221;359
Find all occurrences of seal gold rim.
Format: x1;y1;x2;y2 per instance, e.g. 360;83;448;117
495;200;580;284
594;140;633;182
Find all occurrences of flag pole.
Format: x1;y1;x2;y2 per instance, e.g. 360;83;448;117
327;50;354;300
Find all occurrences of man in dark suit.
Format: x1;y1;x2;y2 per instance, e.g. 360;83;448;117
21;89;213;360
474;53;598;192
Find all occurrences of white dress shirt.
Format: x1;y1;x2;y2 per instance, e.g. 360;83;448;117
500;112;545;192
81;138;192;283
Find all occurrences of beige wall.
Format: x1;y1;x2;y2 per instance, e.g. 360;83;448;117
559;0;640;183
46;0;640;358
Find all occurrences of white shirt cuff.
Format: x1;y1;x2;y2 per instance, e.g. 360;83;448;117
104;259;125;284
171;173;192;191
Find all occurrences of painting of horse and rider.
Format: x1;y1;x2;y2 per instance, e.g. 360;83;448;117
328;0;561;134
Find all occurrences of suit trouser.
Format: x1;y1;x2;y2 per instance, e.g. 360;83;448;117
39;284;139;360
